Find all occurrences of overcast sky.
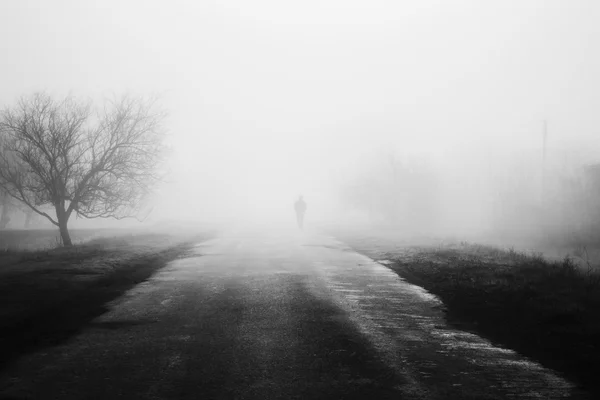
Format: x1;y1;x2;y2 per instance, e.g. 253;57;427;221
1;0;599;225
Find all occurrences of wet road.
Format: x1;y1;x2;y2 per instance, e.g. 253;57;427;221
0;230;589;399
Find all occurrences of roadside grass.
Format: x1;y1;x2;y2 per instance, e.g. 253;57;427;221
334;232;600;395
0;232;211;372
0;228;132;252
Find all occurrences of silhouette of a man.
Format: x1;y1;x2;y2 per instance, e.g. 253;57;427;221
294;195;307;229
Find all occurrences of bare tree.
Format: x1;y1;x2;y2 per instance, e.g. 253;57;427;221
0;92;166;246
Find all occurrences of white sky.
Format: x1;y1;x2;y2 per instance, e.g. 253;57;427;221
1;0;600;226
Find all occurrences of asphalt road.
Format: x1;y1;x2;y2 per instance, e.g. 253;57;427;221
0;229;589;399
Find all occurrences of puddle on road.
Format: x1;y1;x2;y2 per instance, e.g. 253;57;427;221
308;240;586;399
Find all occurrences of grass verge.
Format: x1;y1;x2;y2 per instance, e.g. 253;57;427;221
0;232;211;372
334;231;600;396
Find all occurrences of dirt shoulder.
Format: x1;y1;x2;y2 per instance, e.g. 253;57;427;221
329;229;600;397
0;231;213;372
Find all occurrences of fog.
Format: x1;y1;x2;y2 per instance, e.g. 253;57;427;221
2;0;600;242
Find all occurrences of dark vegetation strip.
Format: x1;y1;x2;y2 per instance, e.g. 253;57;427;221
0;233;210;372
0;228;133;251
336;233;600;396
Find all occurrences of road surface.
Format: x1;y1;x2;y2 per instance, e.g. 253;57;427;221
0;229;589;399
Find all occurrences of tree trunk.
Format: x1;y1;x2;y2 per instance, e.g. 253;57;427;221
24;211;32;229
0;204;11;229
55;205;73;247
58;218;72;246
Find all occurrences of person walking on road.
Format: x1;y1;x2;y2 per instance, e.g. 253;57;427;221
294;196;307;229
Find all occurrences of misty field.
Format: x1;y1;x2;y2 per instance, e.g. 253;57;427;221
332;230;600;395
0;230;212;372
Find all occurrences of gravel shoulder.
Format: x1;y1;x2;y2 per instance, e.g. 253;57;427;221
329;229;600;397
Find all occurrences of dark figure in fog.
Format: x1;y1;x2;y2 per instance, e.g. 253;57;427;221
294;196;307;229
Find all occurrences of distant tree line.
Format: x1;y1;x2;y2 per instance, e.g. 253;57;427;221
0;187;46;229
338;151;442;232
338;147;600;243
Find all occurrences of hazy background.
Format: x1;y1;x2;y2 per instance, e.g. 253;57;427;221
2;0;600;239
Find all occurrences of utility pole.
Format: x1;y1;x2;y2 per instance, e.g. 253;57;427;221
541;120;548;204
543;120;548;166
